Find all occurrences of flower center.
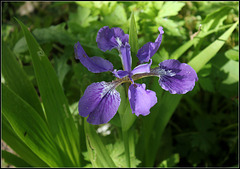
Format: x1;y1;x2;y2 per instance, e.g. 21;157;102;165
115;37;122;47
151;67;176;78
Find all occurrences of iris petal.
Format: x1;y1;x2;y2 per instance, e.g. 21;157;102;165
96;26;129;52
153;59;198;94
74;42;114;73
112;69;129;78
128;83;157;116
120;43;132;72
78;81;121;125
137;27;164;63
131;59;152;75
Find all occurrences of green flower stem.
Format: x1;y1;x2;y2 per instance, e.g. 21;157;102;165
122;127;131;168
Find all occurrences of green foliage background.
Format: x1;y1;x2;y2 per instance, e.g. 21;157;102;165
2;1;239;167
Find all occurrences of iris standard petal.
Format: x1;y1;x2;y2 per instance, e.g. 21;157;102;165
137;26;164;63
112;69;129;78
152;59;198;94
131;59;152;75
96;26;129;52
128;83;157;116
74;42;114;73
78;81;121;125
120;43;132;72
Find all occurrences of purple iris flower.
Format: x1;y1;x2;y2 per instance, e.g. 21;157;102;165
74;26;198;125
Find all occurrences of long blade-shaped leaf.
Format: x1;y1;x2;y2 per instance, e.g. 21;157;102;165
139;21;238;166
170;24;233;60
2;150;31;167
84;120;116;168
15;18;80;166
2;84;62;167
188;21;239;72
2;116;48;167
2;42;45;120
129;12;139;67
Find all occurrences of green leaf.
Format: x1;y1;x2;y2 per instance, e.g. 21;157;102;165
2;116;48;167
157;1;185;18
106;139;141;168
200;6;232;32
129;12;138;58
139;21;238;166
14;23;77;54
2;84;62;167
2;150;31;167
15;18;80;166
225;46;239;61
84;120;116;168
188;21;238;72
220;60;239;84
156;18;182;36
198;77;215;92
2;42;45;120
158;153;180;167
103;4;127;26
170;24;233;60
68;6;98;28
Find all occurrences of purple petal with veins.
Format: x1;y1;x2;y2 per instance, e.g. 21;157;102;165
128;83;157;116
96;26;129;52
152;59;198;94
78;81;121;125
137;26;164;63
131;59;152;75
120;43;132;72
74;42;113;73
112;69;129;78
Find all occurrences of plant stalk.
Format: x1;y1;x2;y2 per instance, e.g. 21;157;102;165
122;129;131;168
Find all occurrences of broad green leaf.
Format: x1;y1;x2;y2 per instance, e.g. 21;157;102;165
2;116;48;167
83;138;140;168
156;18;182;36
2;150;31;167
84;120;116;168
103;4;127;26
16;18;80;166
142;92;182;166
158;153;180;167
153;1;164;10
129;12;138;66
198;77;215;92
157;1;185;18
106;138;140;168
14;23;77;54
2;42;45;120
139;21;238;166
54;46;72;86
2;84;62;167
220;60;239;84
68;6;98;28
225;46;239;61
200;6;232;32
188;21;238;72
170;24;233;60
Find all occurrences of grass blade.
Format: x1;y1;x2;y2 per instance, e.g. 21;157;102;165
188;21;238;72
84;120;116;168
2;115;48;167
15;18;80;166
2;42;45;120
2;84;63;167
129;12;139;67
2;150;31;167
